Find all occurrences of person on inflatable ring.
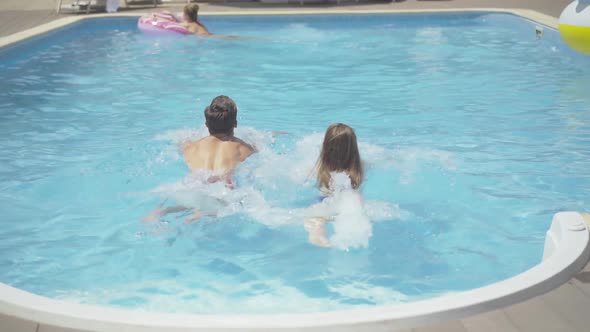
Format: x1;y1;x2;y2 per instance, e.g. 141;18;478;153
155;4;211;37
155;4;254;40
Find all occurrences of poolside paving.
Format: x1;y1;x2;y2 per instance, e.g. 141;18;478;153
1;0;589;331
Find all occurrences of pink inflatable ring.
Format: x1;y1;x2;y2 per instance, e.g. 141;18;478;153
138;13;192;36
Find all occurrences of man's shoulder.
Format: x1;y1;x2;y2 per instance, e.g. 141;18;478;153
182;137;211;151
232;137;255;152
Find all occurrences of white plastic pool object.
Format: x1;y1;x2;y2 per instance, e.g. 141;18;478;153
559;0;590;55
105;0;119;13
568;220;587;231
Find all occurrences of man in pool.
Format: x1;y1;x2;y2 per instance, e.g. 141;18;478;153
182;95;255;180
142;95;255;223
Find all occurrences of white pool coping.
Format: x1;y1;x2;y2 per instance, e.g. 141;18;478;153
0;8;558;50
1;211;589;331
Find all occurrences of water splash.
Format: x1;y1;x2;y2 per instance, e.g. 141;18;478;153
147;127;449;249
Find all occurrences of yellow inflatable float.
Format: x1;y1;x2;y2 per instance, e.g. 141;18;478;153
559;0;590;55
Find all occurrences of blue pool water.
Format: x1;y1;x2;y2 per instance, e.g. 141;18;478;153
0;13;589;314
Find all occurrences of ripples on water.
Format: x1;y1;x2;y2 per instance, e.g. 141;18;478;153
0;13;589;313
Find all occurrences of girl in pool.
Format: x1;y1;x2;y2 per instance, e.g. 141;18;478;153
153;4;211;37
305;123;365;247
178;4;211;37
154;4;256;39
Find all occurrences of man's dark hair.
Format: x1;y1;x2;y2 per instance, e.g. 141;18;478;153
204;95;237;135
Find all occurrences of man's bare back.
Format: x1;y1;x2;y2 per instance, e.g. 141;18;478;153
141;95;252;224
182;135;254;173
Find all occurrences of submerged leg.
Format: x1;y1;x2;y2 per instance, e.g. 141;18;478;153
183;210;217;224
304;217;330;247
183;210;204;224
141;200;188;222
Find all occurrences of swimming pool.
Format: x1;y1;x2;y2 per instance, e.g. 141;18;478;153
0;11;589;317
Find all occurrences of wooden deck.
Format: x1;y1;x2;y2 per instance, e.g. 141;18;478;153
1;1;589;331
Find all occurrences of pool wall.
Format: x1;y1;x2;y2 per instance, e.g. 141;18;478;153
1;211;588;331
0;8;561;50
2;8;588;64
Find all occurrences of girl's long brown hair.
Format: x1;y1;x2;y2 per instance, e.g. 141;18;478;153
315;123;363;190
184;4;200;23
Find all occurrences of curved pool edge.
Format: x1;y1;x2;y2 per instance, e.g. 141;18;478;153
0;8;558;50
1;211;589;332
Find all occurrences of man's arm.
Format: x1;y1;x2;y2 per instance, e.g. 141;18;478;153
180;141;199;166
180;141;191;154
239;143;256;161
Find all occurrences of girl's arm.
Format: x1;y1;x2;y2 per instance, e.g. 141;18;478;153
153;11;181;22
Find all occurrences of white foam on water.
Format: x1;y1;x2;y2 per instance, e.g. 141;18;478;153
330;190;372;250
361;142;457;184
303;172;372;250
150;172;234;214
279;23;328;43
244;132;322;187
329;281;408;303
365;200;410;222
148;127;452;248
53;278;409;314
